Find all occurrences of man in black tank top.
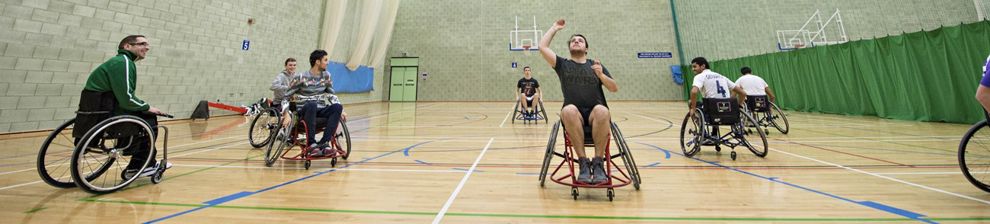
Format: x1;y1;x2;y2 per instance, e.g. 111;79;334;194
538;19;619;184
516;66;542;118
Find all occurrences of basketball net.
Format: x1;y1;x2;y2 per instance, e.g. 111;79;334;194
522;45;531;56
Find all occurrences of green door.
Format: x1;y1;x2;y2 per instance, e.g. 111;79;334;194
389;57;419;102
402;68;417;101
389;67;406;101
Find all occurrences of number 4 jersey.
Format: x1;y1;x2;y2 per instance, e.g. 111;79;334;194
692;69;735;99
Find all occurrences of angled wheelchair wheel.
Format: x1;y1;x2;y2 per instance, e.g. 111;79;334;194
538;100;549;124
739;112;768;158
265;121;292;167
71;115;155;194
768;103;789;134
511;100;520;124
37;119;79;188
959;120;990;193
337;122;351;160
539;120;561;187
249;108;279;148
679;109;704;157
611;122;640;190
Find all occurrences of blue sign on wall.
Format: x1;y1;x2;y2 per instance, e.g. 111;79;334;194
638;52;672;58
242;39;250;51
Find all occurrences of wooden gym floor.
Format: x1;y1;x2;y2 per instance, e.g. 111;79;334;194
0;101;988;223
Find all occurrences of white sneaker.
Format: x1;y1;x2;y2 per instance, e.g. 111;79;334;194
122;161;172;179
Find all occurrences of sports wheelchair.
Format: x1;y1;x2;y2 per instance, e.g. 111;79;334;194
37;91;172;194
539;119;641;201
740;95;789;134
512;96;548;124
680;98;768;160
247;98;280;148
264;103;350;169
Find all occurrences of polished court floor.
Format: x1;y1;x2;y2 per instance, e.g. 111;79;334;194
1;101;989;223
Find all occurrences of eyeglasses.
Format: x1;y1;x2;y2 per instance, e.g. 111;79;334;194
129;42;149;46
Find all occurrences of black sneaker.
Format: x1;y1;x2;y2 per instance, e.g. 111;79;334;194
591;157;607;184
577;157;592;183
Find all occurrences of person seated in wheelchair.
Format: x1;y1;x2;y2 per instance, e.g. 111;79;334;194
734;67;776;112
539;20;619;184
516;66;542;119
77;35;170;179
269;57;297;112
687;57;747;132
280;50;344;157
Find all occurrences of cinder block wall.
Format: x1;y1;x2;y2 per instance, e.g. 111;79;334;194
387;0;684;102
0;0;384;133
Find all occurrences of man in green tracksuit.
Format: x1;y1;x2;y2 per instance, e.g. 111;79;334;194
83;35;169;179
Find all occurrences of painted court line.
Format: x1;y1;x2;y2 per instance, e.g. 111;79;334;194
83;198;990;222
772;147;990;206
142;141;434;223
433;137;494;224
174;164;467;173
499;104;515;127
637;143;936;224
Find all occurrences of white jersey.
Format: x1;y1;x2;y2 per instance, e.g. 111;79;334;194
692;69;735;99
734;74;768;96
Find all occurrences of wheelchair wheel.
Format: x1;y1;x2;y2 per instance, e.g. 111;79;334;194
539;120;561;187
538;100;549;124
611;122;640;190
679;109;704;157
959;120;990;193
768;103;789;134
249;108;279;148
739;112;768;157
511;101;520;124
265;120;292;167
337;122;351;160
37;119;79;188
71;115;155;194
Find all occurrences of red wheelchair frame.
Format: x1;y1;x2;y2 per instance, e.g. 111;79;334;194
264;112;350;169
539;120;640;201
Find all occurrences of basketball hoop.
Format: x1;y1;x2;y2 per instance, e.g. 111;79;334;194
522;45;531;56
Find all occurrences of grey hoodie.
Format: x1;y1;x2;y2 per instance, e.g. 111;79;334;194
270;70;293;102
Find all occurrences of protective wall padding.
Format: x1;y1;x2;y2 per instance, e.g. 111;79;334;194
326;61;375;93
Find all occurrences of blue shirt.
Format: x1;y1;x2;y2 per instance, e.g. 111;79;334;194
981;55;990;87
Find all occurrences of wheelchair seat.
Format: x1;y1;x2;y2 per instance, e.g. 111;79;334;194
702;98;741;126
745;95;770;112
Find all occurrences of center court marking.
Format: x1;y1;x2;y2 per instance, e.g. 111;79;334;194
433;137;494;224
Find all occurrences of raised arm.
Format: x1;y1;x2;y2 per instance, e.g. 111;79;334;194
539;19;565;68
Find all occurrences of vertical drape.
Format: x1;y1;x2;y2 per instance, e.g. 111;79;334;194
688;21;990;124
368;0;400;68
319;0;349;54
346;0;383;70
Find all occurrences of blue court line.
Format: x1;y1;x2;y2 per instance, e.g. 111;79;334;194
645;162;662;167
414;159;431;165
143;141;435;224
635;142;935;224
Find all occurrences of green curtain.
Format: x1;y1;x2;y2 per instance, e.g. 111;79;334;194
684;20;990;124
